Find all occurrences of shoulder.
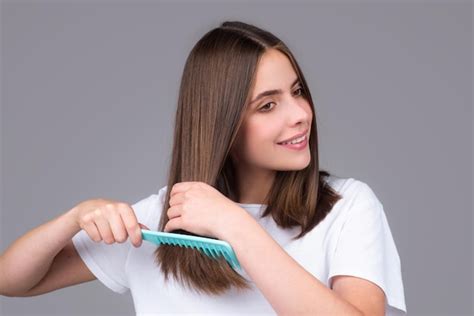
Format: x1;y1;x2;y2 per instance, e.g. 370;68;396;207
138;185;167;207
123;186;169;231
130;186;167;226
324;174;379;200
323;174;383;219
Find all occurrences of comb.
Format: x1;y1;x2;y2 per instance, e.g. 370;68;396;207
140;229;241;270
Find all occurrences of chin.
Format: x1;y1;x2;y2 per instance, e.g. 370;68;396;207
276;159;311;171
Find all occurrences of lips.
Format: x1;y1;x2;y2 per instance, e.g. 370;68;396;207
277;129;309;144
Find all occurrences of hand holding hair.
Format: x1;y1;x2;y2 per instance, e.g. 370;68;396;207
163;181;246;242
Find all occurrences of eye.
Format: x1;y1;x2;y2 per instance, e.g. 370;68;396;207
259;102;275;112
294;86;306;97
258;87;306;113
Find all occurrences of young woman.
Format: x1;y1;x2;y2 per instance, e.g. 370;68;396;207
0;21;407;315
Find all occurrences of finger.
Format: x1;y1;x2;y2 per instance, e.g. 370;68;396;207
107;208;128;243
93;209;115;244
139;223;150;230
170;182;193;198
169;193;185;207
166;205;181;220
82;218;102;242
164;217;182;232
119;205;142;247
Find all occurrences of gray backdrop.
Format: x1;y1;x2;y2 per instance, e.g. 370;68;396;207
1;1;472;315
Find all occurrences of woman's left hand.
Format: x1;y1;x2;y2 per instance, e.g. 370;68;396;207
163;181;245;240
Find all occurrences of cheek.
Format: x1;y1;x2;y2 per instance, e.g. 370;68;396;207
298;98;312;113
233;121;278;161
245;119;281;147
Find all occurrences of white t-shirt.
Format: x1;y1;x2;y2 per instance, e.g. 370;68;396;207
72;175;407;315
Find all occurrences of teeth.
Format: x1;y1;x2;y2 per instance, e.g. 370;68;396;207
281;135;306;145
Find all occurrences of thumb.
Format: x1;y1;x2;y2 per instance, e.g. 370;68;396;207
138;223;150;230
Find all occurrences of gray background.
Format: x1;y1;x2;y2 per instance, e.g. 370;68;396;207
1;1;472;315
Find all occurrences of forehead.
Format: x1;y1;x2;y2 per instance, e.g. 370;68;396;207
251;49;298;98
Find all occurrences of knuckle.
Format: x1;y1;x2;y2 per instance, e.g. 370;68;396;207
120;202;131;209
82;213;92;223
117;206;129;218
104;204;116;213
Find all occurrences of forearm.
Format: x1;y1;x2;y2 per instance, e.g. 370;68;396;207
0;207;80;296
223;207;363;316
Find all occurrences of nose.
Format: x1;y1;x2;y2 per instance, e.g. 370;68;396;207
284;97;312;125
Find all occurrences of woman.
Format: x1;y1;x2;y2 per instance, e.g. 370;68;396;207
0;21;407;315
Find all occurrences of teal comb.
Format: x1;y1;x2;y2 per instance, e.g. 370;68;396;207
140;229;241;270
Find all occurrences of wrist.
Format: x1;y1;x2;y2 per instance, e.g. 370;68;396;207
216;205;253;242
63;205;82;233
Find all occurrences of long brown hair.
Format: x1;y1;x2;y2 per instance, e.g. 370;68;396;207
153;20;342;296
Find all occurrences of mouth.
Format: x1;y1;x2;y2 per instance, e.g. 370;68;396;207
276;129;309;145
276;134;309;150
278;136;308;151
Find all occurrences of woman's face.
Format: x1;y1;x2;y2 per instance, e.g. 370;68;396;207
231;49;313;172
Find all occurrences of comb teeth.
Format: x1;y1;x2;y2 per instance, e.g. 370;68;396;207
141;229;241;270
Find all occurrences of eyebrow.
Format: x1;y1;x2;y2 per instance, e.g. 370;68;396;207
249;77;301;105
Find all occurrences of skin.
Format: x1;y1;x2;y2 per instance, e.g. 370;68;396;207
230;48;312;204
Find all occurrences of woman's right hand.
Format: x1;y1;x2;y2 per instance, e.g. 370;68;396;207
71;199;150;248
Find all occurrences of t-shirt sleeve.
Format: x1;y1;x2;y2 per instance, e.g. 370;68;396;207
71;194;157;294
327;181;407;316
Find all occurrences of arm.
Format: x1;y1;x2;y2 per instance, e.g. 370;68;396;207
1;197;147;297
221;207;364;316
0;206;90;296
